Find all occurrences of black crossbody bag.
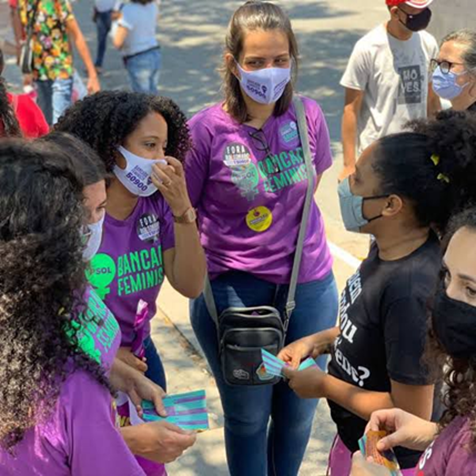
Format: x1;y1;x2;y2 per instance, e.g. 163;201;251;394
203;97;315;386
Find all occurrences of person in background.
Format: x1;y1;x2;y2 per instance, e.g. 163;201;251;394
13;0;100;125
431;29;476;112
93;0;118;75
0;48;48;138
0;139;145;475
186;2;338;474
339;0;440;182
113;0;161;94
351;207;476;476
282;111;476;475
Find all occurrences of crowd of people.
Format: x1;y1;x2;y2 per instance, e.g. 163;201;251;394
0;0;476;475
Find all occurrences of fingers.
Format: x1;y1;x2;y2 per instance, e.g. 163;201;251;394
281;366;296;381
164;156;184;176
162;422;197;448
366;409;396;434
376;436;392;452
152;388;167;417
134;358;148;373
152;164;176;185
291;353;302;370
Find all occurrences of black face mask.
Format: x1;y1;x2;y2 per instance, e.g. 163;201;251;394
399;7;432;32
432;281;476;360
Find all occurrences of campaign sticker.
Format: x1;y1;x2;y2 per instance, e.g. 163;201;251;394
246;206;273;233
280;121;298;143
223;142;252;167
136;213;160;242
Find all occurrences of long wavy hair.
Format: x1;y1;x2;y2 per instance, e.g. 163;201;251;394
426;207;476;445
0;140;108;450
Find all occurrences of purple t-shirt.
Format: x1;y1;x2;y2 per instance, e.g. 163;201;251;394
87;195;175;346
416;417;476;476
76;287;121;375
0;371;145;475
186;97;333;284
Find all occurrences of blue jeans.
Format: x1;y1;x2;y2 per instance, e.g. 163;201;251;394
125;48;161;94
143;336;167;391
95;10;112;68
35;77;73;125
190;271;338;476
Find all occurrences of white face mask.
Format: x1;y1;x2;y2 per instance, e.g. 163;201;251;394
236;62;291;105
113;146;167;197
82;213;105;262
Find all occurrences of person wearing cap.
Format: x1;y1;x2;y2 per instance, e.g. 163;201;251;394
339;0;441;182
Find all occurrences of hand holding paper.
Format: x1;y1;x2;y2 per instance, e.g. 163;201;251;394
142;390;209;432
261;348;318;379
358;430;401;476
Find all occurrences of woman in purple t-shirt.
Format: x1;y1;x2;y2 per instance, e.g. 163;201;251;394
185;2;338;474
0;140;145;475
39;131;197;473
351;207;476;476
55;91;206;392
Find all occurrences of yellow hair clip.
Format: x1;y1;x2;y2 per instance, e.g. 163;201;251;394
437;173;450;184
431;154;440;166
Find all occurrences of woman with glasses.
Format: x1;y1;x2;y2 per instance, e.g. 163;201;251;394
185;2;338;475
431;29;476;112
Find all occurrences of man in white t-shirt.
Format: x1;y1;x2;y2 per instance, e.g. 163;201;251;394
339;0;441;181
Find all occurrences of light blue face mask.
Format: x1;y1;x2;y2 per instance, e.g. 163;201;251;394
338;177;388;233
432;65;469;100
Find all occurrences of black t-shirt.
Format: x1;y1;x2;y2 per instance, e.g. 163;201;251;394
327;233;441;469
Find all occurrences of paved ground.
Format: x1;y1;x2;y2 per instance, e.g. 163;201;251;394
0;1;388;474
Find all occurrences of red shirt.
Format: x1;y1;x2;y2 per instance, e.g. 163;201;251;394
7;92;49;138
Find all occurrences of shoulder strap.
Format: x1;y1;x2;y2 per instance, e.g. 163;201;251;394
204;96;315;329
283;96;314;328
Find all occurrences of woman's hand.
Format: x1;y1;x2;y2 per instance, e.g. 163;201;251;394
278;336;316;369
152;157;192;218
350;452;394;476
127;370;167;418
110;358;166;416
366;408;438;452
278;328;338;369
116;347;148;373
121;421;197;464
282;366;328;399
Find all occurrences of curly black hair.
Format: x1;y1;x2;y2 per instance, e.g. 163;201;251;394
0;49;22;138
0;140;109;450
54;91;192;171
39;131;108;187
372;110;476;233
425;207;476;446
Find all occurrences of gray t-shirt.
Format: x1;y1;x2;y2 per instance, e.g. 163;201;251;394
341;24;439;154
118;1;159;57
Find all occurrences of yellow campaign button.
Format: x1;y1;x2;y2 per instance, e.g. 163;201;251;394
246;206;273;233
